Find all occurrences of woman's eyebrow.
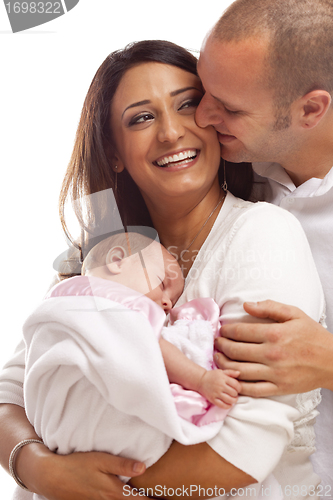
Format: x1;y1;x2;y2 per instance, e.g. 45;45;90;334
170;86;202;97
122;100;151;117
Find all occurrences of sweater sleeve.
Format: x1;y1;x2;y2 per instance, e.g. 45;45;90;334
216;201;325;324
0;340;26;407
0;276;60;408
206;201;325;483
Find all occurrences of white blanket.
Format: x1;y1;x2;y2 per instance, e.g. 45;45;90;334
23;279;225;489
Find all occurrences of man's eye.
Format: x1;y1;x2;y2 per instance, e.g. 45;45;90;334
128;113;154;126
224;106;240;115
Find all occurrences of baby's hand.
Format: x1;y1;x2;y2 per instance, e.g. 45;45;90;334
198;370;241;409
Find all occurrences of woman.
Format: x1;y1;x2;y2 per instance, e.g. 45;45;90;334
0;41;324;499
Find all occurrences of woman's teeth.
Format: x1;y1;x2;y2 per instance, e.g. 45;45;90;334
156;150;197;167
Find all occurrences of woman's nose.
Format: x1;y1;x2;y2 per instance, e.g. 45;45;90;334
196;93;224;128
157;114;185;143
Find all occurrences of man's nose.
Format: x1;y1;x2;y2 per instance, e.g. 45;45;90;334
196;93;224;128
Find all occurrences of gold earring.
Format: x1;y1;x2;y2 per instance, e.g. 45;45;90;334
222;159;228;192
114;165;118;192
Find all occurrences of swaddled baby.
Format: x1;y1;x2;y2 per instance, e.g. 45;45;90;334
81;231;240;420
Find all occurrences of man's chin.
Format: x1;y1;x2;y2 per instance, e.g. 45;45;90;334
220;144;250;164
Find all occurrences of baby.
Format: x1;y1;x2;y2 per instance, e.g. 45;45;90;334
81;231;240;414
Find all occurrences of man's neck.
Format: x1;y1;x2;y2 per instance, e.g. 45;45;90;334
283;114;333;186
284;157;333;187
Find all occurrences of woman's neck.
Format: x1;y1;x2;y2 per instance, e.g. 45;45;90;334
144;181;225;277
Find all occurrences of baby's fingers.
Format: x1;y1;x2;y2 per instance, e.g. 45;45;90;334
214;393;238;409
222;382;239;397
214;399;233;410
225;375;242;393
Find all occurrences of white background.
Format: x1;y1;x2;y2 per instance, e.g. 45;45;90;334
0;0;234;496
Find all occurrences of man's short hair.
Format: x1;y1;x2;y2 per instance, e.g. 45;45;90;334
213;0;333;128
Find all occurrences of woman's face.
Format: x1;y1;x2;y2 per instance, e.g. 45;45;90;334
109;62;221;205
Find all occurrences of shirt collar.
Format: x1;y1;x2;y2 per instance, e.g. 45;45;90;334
253;162;333;197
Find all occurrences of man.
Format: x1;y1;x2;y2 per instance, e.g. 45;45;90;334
195;0;333;491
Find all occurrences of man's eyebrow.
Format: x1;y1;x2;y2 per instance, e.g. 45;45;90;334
122;87;202;118
211;93;238;110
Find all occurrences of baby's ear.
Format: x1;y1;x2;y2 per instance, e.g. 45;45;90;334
105;246;126;275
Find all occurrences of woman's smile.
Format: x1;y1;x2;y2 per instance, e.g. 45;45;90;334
154;149;199;169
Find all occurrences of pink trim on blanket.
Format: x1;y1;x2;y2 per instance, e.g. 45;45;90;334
45;276;166;338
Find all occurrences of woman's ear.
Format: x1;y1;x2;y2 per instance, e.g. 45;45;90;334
104;138;125;173
111;154;125;174
298;90;331;129
105;246;126;274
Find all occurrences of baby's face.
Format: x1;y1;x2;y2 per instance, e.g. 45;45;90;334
144;244;184;313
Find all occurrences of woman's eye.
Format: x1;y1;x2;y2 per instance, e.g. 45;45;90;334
128;113;154;126
178;97;202;112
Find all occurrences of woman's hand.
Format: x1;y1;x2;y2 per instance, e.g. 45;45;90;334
0;403;145;500
214;300;333;396
19;444;145;500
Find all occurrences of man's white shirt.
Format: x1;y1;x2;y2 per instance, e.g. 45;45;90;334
252;162;333;495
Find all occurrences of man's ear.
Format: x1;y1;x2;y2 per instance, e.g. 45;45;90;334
298;90;331;129
105;246;126;274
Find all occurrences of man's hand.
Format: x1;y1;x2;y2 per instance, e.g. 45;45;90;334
214;300;333;397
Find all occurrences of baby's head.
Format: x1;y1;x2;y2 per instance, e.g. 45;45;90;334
82;232;184;313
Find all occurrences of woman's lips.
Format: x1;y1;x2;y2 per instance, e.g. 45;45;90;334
217;133;236;143
154;149;200;171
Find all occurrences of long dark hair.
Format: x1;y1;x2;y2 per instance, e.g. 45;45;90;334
58;40;253;277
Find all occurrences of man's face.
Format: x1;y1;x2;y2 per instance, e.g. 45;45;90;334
196;36;300;165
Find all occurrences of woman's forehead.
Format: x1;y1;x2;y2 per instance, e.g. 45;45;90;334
112;62;201;109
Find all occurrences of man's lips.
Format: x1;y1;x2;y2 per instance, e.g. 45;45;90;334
217;133;237;143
